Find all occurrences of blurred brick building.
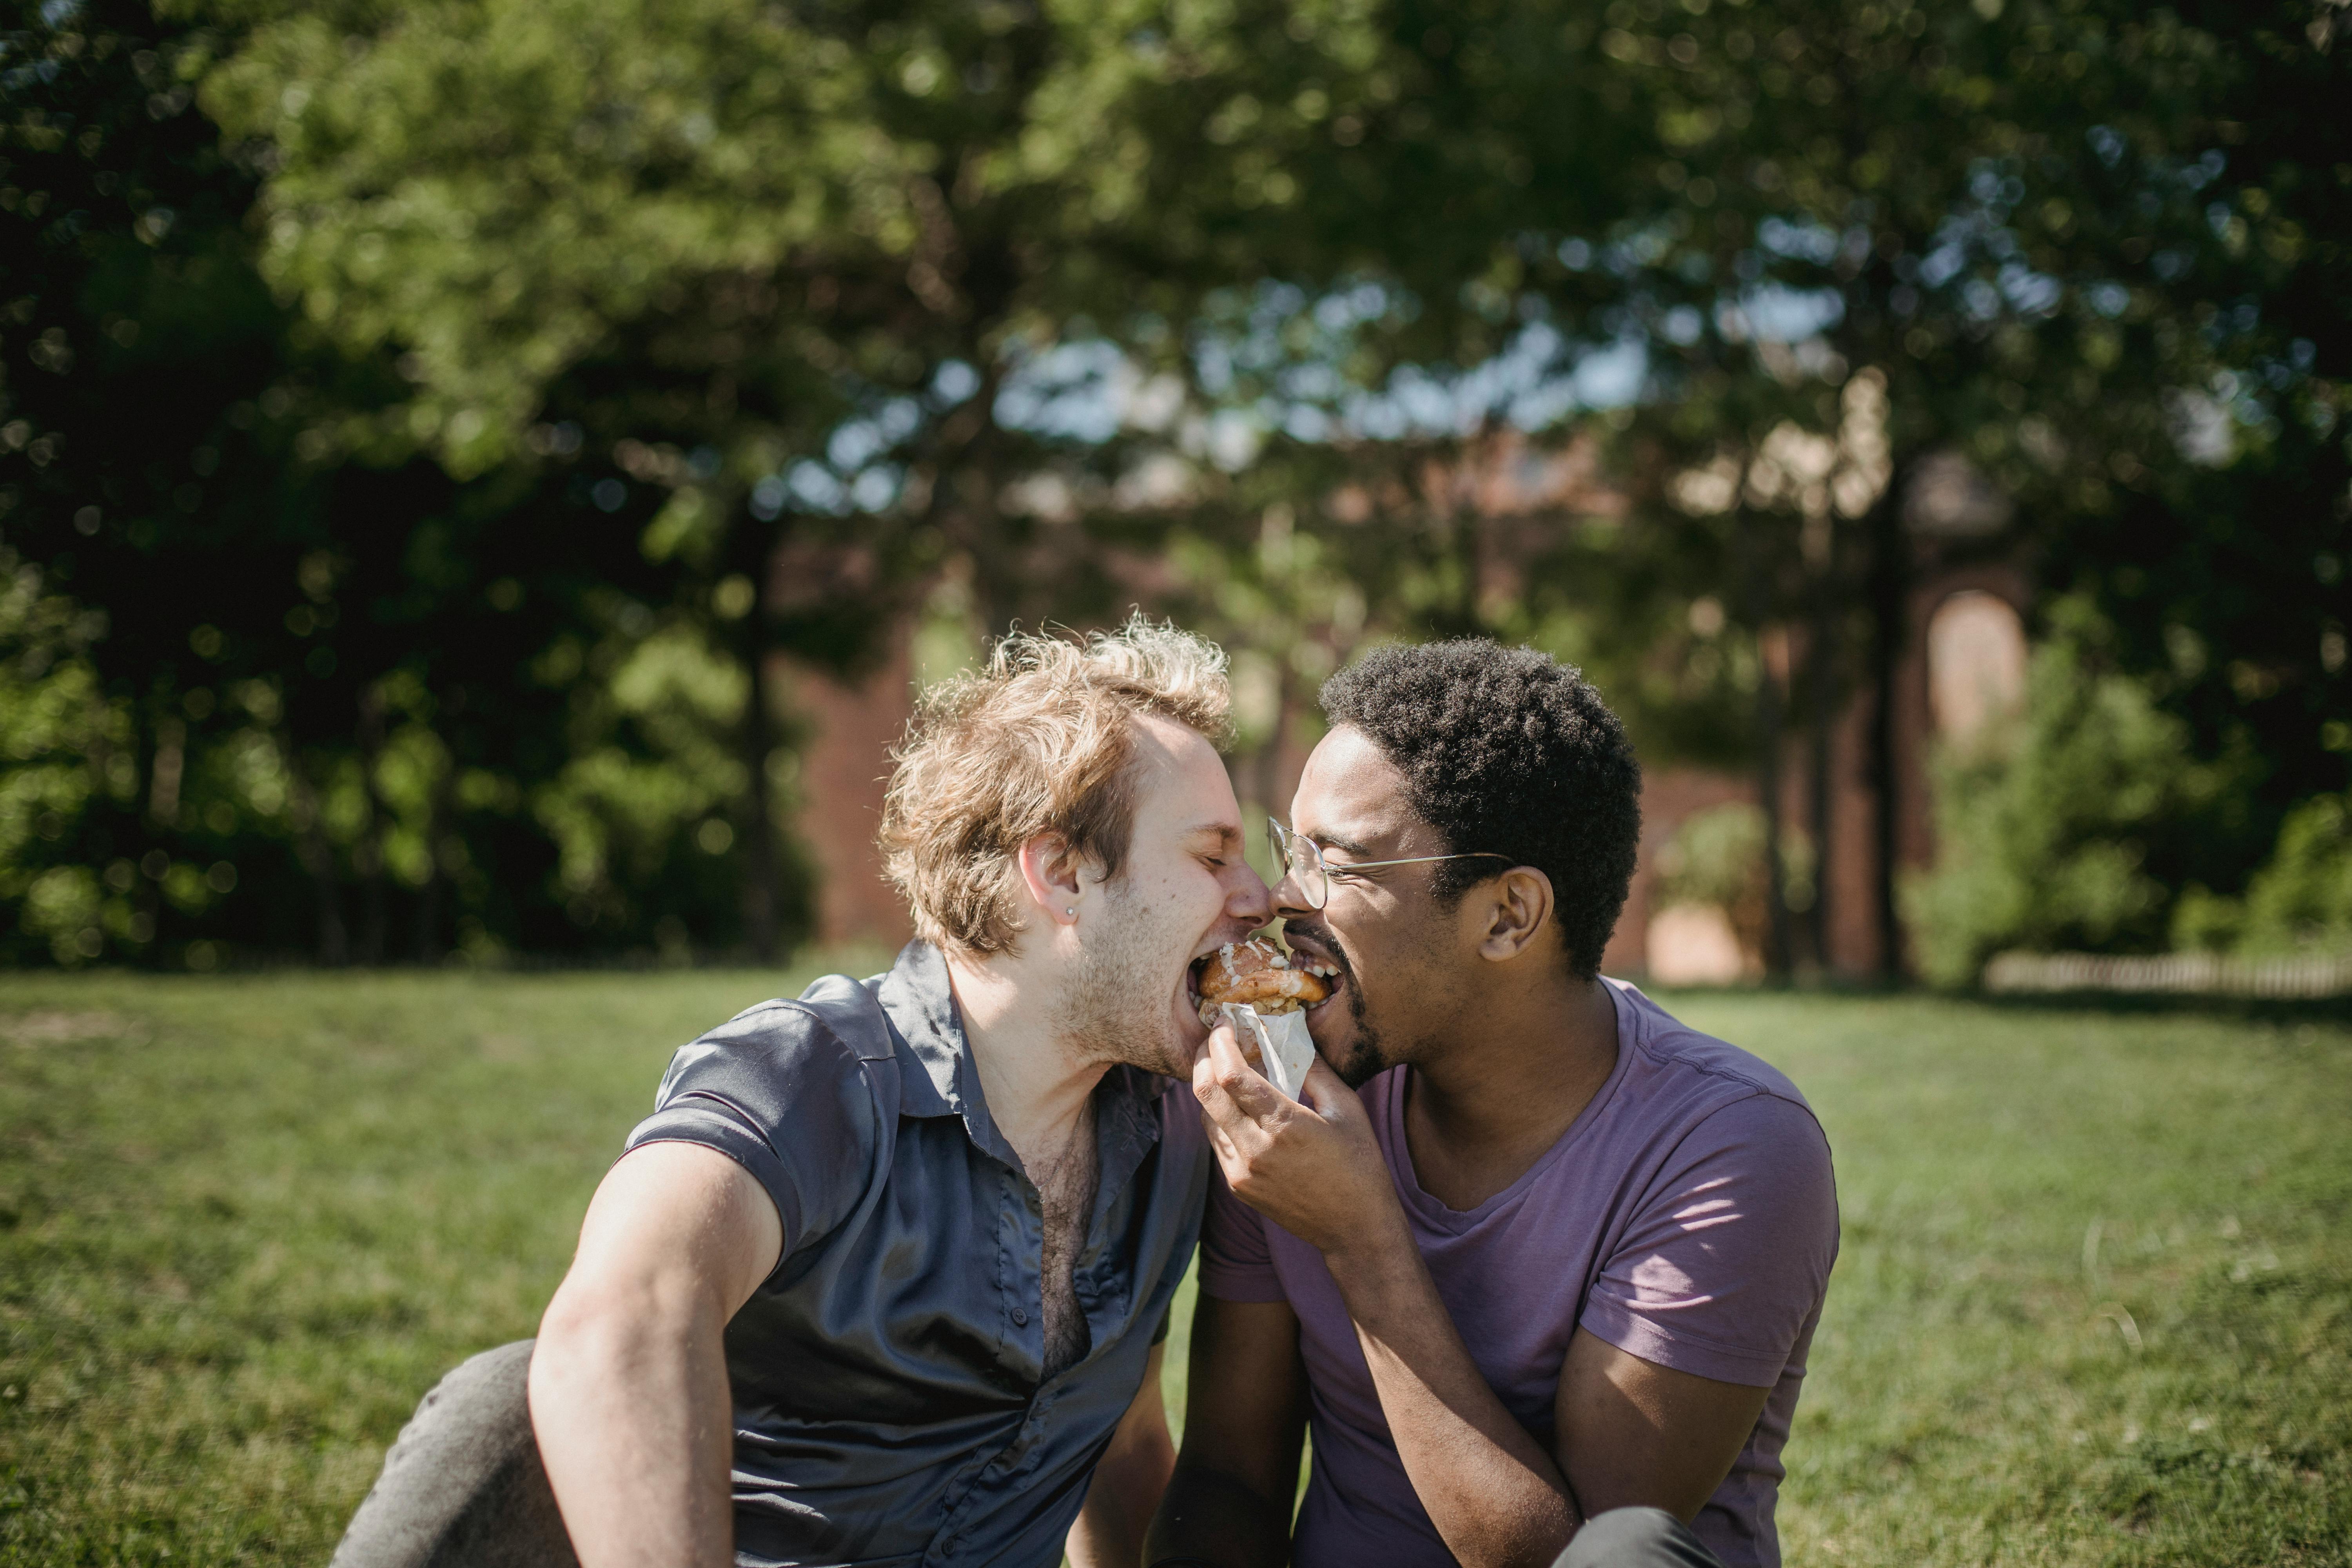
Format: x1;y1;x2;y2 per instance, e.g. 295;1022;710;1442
772;642;918;953
771;434;2029;980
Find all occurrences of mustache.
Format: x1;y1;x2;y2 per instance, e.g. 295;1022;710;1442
1281;920;1353;978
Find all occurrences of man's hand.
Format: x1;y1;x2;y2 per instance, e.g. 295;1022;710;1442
528;1141;782;1568
1191;1022;1410;1267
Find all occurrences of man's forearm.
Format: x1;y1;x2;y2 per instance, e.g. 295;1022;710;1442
1069;1403;1176;1568
1325;1235;1581;1568
529;1282;736;1568
1144;1463;1295;1568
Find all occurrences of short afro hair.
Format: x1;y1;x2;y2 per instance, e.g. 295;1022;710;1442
1318;640;1641;979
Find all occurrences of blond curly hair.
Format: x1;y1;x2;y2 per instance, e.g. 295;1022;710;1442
881;613;1234;956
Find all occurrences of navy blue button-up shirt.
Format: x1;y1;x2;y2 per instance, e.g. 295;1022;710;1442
626;942;1210;1568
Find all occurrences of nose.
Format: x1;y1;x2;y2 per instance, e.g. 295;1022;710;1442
1227;863;1274;926
1271;865;1316;920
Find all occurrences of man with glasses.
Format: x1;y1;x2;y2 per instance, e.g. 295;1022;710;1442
1146;640;1839;1568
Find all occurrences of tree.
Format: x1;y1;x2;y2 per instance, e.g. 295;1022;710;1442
0;0;791;966
202;0;1578;954
13;0;2344;975
1500;0;2348;975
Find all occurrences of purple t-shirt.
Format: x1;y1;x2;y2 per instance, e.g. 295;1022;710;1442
1199;978;1838;1568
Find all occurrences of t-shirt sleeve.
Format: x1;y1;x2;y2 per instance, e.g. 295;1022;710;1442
1579;1091;1839;1389
1197;1163;1289;1303
623;1001;881;1267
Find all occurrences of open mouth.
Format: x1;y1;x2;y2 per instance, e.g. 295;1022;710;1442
1272;928;1349;1015
1186;936;1343;1022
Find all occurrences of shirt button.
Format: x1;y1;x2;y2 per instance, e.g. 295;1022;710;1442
1011;1307;1029;1326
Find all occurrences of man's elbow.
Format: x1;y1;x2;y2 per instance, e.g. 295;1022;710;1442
532;1270;697;1405
539;1270;632;1354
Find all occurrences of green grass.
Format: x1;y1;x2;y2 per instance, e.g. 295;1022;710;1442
0;973;2345;1566
1666;993;2349;1567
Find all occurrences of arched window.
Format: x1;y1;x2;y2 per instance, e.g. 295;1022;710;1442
1927;590;2027;743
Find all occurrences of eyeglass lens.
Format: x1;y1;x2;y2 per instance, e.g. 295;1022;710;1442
1269;820;1328;909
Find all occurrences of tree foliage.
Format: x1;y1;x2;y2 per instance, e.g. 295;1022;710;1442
0;0;799;966
1906;601;2254;986
0;0;2345;973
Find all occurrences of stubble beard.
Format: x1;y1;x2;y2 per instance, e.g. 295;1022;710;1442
1056;877;1194;1081
1288;917;1390;1088
1328;976;1391;1088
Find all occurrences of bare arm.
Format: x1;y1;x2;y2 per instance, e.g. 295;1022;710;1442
1327;1238;1768;1565
1193;1033;1769;1568
1143;1295;1307;1568
1553;1328;1771;1524
1318;1210;1580;1567
528;1141;782;1568
1066;1342;1176;1568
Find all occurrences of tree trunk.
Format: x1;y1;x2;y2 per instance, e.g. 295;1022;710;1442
1738;521;1795;981
277;735;348;966
414;754;455;962
1255;664;1295;830
732;509;782;965
1801;571;1840;975
1862;474;1911;981
1752;665;1795;982
1456;457;1486;636
955;400;1022;639
737;632;780;964
148;713;185;828
354;687;391;966
137;711;173;961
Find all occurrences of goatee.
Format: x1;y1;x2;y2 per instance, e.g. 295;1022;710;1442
1288;918;1387;1087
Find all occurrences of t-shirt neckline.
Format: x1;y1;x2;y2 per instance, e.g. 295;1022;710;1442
1385;980;1642;1235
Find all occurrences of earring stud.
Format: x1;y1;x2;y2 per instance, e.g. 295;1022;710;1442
1066;907;1077;917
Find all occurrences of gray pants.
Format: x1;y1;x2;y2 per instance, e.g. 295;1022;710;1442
1552;1507;1727;1568
338;1345;1722;1568
332;1340;579;1568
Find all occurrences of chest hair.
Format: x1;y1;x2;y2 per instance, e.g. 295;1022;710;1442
1029;1102;1100;1381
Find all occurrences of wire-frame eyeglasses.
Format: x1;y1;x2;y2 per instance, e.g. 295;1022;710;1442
1267;817;1512;910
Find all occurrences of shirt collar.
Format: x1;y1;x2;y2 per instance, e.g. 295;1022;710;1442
1091;1065;1169;1206
875;940;973;1120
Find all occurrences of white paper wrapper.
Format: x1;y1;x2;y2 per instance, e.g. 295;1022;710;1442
1217;1001;1319;1102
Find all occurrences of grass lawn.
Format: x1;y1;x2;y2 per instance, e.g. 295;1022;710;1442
0;967;2346;1566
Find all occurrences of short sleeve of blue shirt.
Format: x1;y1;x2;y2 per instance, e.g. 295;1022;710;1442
624;998;882;1261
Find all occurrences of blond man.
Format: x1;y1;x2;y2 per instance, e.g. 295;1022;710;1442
331;618;1272;1568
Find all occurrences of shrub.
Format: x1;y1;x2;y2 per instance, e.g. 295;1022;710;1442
1906;607;2245;987
2172;793;2352;957
1652;801;1815;962
1658;802;1769;915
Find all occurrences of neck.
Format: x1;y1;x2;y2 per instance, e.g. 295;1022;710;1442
943;946;1108;1161
1410;970;1619;1155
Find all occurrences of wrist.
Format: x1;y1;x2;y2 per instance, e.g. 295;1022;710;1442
1318;1200;1419;1287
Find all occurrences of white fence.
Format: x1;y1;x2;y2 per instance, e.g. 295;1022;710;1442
1982;950;2352;999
